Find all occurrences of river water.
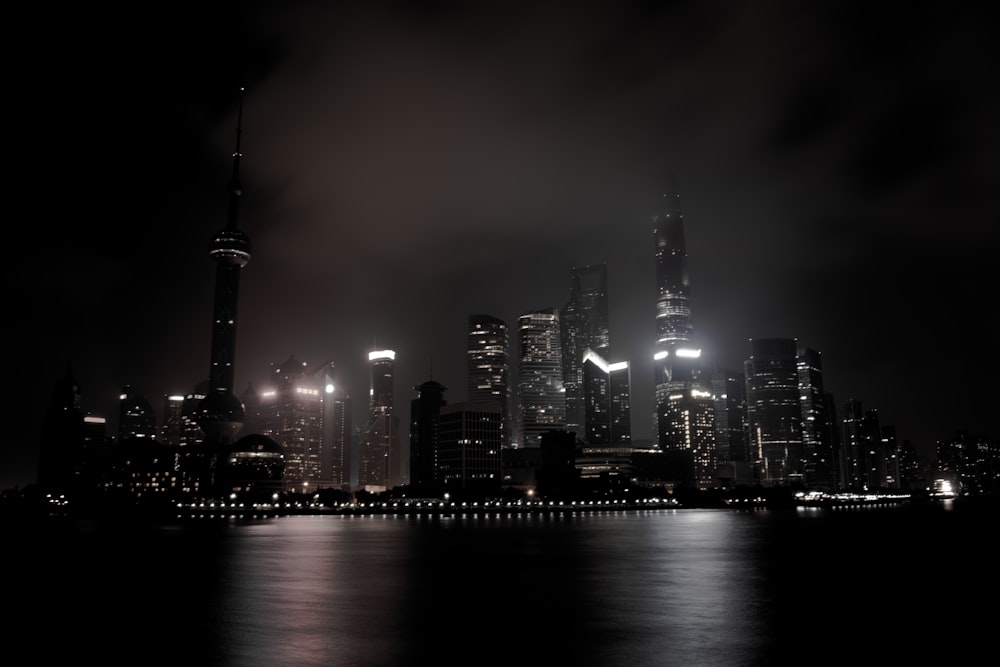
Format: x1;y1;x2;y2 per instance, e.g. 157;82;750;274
5;499;994;666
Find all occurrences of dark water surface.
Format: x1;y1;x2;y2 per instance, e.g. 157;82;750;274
5;500;994;666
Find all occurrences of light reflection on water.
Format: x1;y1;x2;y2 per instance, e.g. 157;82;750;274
212;511;770;667
6;502;993;666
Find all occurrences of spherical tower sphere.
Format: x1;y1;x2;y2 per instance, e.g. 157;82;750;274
196;390;246;445
217;433;285;495
209;228;252;266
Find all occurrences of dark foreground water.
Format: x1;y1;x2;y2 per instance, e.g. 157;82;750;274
4;499;995;666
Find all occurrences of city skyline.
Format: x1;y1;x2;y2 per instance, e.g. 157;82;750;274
8;1;998;490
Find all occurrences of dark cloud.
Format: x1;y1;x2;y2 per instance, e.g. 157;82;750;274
6;0;998;490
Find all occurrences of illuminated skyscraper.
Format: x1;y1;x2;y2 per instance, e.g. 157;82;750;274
517;308;565;448
652;177;715;486
797;347;834;489
195;90;252;478
160;394;186;447
840;399;894;492
359;349;401;490
561;263;610;436
327;391;353;491
581;349;631;445
315;361;351;491
438;401;503;496
258;355;324;494
118;385;157;441
653;177;693;362
745;338;804;486
467;314;512;447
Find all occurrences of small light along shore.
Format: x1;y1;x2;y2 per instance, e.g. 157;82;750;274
4;485;979;524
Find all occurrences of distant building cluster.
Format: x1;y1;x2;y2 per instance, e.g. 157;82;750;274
28;109;998;505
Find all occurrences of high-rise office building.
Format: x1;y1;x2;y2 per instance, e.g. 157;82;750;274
410;379;448;490
797;347;834;490
160;394;186;447
437;401;503;496
710;366;751;487
173;381;208;451
517;309;565;448
37;364;85;494
193;90;252;492
314;361;351;491
581;349;631;445
118;385;157;441
745;338;805;486
880;424;900;490
840;399;892;492
467;314;512;447
327;391;352;492
561;264;610;436
258;355;324;494
359;349;401;491
658;383;717;489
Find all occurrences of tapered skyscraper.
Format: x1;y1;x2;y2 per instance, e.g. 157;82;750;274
652;176;716;487
197;89;252;457
653;175;693;380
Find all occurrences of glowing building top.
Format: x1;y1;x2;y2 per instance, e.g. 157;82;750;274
653;175;692;349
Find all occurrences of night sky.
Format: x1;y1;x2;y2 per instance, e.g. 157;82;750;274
7;1;998;490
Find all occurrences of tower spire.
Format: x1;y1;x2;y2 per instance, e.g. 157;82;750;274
227;87;245;231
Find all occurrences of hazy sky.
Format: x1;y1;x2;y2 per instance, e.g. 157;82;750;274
6;1;998;490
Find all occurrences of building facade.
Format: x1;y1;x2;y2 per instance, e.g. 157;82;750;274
409;379;448;490
651;178;714;466
467;314;512;447
517;309;565;448
359;349;401;491
258;355;324;494
710;366;751;487
581;349;631;446
745;338;805;486
561;263;610;437
437;401;503;496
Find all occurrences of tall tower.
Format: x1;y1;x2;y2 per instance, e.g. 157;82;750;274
653;177;699;414
359;349;401;490
652;177;715;486
561;263;610;436
654;176;693;357
467;314;512;447
196;89;252;454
